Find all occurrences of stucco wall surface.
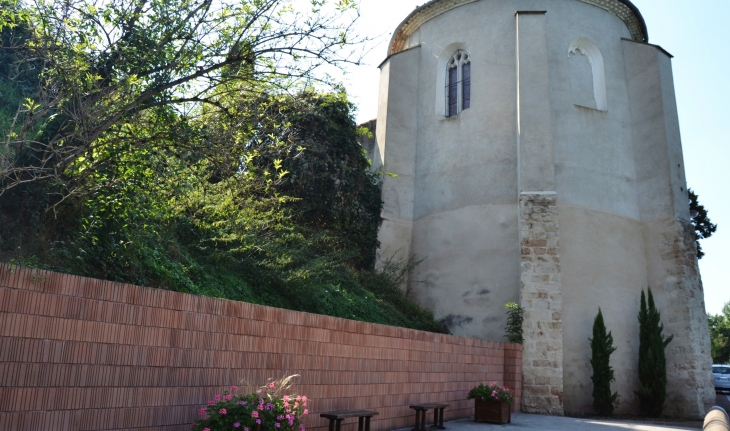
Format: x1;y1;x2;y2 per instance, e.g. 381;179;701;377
0;264;523;431
374;0;713;418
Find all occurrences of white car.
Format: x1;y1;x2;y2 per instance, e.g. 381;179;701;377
714;364;730;392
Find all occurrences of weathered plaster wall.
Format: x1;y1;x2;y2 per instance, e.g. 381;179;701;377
374;0;714;418
559;207;648;415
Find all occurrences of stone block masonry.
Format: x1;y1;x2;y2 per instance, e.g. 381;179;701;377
519;192;563;415
0;264;522;431
655;219;715;418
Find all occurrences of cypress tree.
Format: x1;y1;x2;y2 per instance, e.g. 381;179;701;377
590;308;618;416
636;289;674;417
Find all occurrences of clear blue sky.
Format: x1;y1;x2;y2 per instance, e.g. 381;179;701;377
339;0;730;315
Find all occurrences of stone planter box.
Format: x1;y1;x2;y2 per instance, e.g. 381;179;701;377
474;399;511;424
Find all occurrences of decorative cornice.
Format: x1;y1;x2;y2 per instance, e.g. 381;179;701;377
388;0;648;56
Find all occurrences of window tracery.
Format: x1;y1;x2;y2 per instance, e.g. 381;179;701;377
446;50;471;117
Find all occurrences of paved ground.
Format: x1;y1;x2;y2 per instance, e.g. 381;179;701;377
429;415;702;431
394;393;730;431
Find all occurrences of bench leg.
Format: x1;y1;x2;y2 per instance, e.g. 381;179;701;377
438;408;446;429
359;416;364;431
335;419;343;431
365;416;372;431
412;410;421;431
328;419;335;431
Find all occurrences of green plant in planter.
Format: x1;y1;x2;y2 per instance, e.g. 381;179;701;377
467;382;514;404
193;375;308;431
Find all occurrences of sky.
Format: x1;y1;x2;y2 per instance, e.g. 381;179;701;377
336;0;730;315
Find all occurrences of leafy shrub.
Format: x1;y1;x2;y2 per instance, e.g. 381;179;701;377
504;302;524;344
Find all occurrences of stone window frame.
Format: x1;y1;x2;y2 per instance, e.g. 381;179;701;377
445;50;471;117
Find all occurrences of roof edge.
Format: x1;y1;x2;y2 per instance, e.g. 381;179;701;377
387;0;648;56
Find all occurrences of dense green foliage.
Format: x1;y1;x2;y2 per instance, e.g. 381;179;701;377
503;302;524;344
0;0;363;195
0;0;446;332
0;90;445;332
709;301;730;364
688;189;717;259
636;289;673;417
589;308;618;416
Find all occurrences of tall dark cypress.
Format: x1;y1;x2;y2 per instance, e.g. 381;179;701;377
636;289;674;417
590;308;618;416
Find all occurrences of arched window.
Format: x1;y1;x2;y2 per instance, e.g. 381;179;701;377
446;50;471;117
568;38;607;111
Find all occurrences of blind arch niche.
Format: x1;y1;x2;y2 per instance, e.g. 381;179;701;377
568;38;607;111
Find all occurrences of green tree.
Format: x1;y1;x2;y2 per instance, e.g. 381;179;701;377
688;189;717;259
0;0;364;198
234;91;382;269
590;308;618;416
708;302;730;364
636;288;674;417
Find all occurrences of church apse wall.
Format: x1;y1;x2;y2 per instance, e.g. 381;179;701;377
369;0;714;418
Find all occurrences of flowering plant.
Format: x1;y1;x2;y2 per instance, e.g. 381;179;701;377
193;375;309;431
466;382;514;404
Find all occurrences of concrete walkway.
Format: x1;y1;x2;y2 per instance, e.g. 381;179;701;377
430;414;702;431
394;393;730;431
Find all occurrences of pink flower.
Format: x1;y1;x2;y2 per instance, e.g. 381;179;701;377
296;396;302;402
252;411;259;418
215;394;222;401
294;402;299;408
219;408;227;415
283;395;290;402
275;423;281;428
245;428;250;431
208;400;215;406
258;404;264;410
303;409;309;415
234;423;241;428
204;428;211;431
225;394;233;401
231;386;238;392
199;408;207;415
256;419;261;425
268;382;276;389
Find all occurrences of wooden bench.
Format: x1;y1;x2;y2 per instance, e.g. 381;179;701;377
409;403;448;431
320;410;379;431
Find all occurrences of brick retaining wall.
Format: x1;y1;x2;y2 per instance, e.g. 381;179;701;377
0;264;522;431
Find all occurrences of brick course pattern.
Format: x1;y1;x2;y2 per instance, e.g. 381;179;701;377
0;264;522;431
518;192;564;415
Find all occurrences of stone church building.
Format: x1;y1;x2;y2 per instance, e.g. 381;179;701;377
363;0;715;418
